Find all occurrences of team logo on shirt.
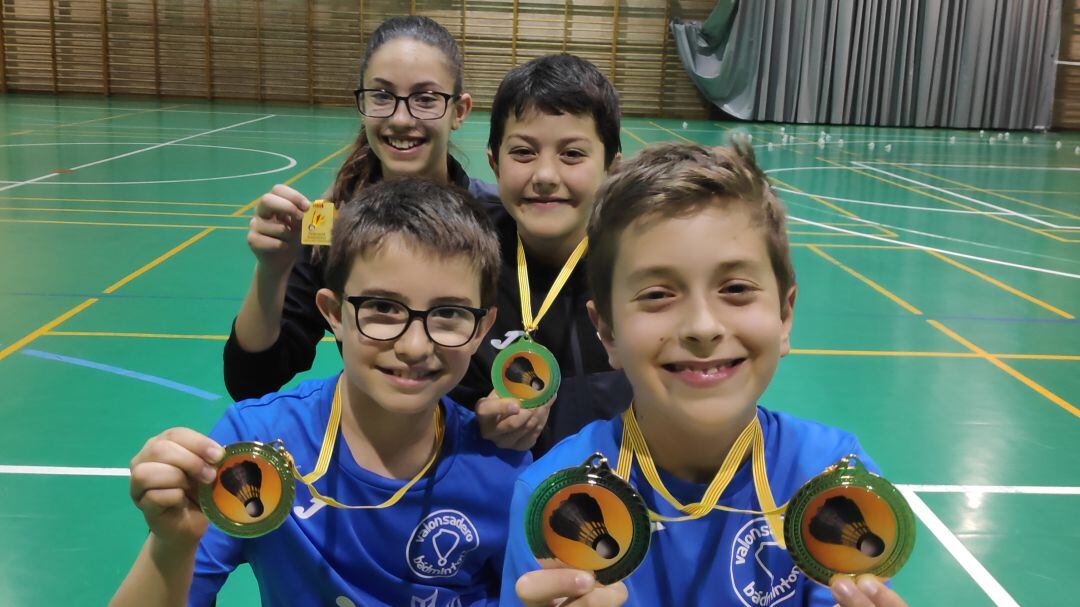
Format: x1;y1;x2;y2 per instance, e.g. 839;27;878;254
407;509;481;579
729;517;802;606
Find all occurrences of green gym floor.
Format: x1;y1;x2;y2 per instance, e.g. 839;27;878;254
0;94;1076;606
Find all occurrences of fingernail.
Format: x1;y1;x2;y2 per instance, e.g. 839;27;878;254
207;446;224;462
574;572;592;592
831;577;856;601
857;576;881;597
200;467;217;483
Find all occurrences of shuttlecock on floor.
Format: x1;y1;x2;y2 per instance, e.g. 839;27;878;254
767;142;775;151
1055;141;1063;150
868;142;875;151
1075;146;1080;155
979;130;986;138
948;136;956;144
884;144;892;152
1022;136;1029;144
989;138;996;145
780;126;786;133
838;138;845;147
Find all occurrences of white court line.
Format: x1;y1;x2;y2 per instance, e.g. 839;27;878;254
0;465;128;476
900;484;1080;495
776;187;1061;216
900;488;1021;607
787;215;1080;279
865;162;1080;172
851;161;1073;229
0;115;275;194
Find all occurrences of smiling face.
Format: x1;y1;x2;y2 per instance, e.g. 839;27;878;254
317;235;495;417
360;37;472;182
590;203;795;431
489;109;609;253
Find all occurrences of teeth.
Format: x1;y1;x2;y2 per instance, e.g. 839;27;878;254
390;369;430;380
387;137;422;150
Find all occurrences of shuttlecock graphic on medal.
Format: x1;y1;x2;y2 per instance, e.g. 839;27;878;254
505;355;545;392
549;492;620;559
219;461;265;518
808;495;884;558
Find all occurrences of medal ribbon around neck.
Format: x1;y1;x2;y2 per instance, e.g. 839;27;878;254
517;235;589;334
615;405;787;547
283;376;444;510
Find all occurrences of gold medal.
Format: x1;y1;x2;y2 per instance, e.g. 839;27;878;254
783;454;915;585
198;440;296;538
526;454;651;584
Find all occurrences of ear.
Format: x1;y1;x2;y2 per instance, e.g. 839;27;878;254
779;285;797;357
607;151;622;172
487;148;499;179
451;92;473;130
316;288;346;341
464;306;498;354
586;300;621;370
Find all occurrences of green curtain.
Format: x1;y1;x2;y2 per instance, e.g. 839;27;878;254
671;0;1060;129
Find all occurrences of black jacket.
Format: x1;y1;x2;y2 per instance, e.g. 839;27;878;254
448;202;632;456
222;158;499;401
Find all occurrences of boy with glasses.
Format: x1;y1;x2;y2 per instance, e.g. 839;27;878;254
113;179;530;607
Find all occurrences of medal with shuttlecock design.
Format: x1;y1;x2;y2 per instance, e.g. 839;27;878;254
491;336;561;409
199;441;296;538
783;454;915;585
525;454;651;585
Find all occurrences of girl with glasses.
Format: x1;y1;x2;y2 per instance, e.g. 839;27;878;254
225;16;498;402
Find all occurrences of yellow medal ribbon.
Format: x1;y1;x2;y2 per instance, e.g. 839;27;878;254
615;405;787;548
517;235;589;334
283;376;444;510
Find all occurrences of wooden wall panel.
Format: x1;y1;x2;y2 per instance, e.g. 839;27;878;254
1053;0;1079;129
0;0;715;117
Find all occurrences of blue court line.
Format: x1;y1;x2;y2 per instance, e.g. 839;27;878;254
19;349;221;400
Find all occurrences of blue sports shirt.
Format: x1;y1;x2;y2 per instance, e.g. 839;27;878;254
500;408;882;607
191;375;531;607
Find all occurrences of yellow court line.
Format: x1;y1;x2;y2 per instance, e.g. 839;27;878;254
814;156;1068;243
232;143;352;216
45;330;338;343
0;298;99;362
0;144;355;359
927;320;1079;418
0;206;243;219
103;228;217;294
43;331;1080;361
806;245;923;315
621;127;647;146
924;250;1072;319
889;163;1080;222
46;331;229;340
769;175;862;221
647;121;694;143
791;243;912;249
0;196;238;208
0;218;246;230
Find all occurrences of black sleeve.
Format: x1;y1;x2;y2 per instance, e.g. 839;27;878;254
449;353;493;411
222;251;330;401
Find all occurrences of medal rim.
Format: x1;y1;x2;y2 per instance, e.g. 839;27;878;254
782;456;915;585
491;338;561;409
525;455;651;585
198;440;296;539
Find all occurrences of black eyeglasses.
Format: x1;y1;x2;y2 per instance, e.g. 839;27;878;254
345;296;486;348
353;88;459;120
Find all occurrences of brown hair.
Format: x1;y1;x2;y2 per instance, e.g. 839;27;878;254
324;178;500;308
586;139;795;323
329;16;465;204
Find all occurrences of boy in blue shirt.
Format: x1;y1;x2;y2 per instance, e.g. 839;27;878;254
501;143;912;607
112;179;530;607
